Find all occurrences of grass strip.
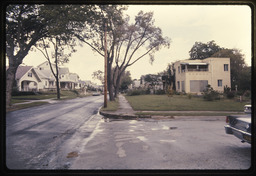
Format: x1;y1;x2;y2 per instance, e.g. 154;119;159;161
7;102;49;112
101;98;119;111
136;112;243;117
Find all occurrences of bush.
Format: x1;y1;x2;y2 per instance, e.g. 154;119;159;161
155;89;165;95
226;91;235;99
12;91;37;96
203;85;220;101
126;89;147;96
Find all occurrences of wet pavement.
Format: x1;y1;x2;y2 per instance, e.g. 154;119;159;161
6;96;103;169
71;117;251;170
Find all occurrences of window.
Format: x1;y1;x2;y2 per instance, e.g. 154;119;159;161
218;80;222;87
28;72;32;77
177;81;180;90
178;66;180;73
45;81;47;86
224;64;229;71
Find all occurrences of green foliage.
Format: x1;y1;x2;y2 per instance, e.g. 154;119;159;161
189;40;222;60
126;89;147;96
155;89;165;95
203;85;220;101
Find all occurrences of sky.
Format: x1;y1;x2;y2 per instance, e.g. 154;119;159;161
21;5;252;85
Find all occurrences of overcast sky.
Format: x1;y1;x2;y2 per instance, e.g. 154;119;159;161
22;5;252;85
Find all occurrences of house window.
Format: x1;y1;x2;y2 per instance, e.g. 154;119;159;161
177;81;180;90
218;80;222;87
28;72;32;77
224;64;229;71
178;66;180;73
45;81;47;86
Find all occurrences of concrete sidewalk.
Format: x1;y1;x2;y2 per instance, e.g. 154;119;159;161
100;94;137;118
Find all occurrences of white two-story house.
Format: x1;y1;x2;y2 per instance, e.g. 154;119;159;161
173;57;231;94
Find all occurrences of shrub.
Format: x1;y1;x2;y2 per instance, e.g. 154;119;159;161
155;89;165;95
126;89;147;96
226;91;235;99
12;91;37;96
203;85;220;101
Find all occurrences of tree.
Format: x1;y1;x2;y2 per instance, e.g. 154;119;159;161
76;5;128;101
77;6;170;100
119;71;132;92
6;4;96;106
6;5;48;108
111;11;170;97
92;70;104;84
35;37;76;99
189;40;222;60
34;5;88;99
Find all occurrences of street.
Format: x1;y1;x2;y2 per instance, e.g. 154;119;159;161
6;96;251;170
6;96;103;169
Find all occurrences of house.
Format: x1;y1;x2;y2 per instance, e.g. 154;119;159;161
172;57;231;94
13;66;41;91
34;68;56;91
11;61;88;92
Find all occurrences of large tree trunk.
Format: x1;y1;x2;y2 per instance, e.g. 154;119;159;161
114;73;121;98
6;65;19;108
107;62;114;101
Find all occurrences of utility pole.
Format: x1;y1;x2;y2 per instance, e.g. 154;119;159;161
104;19;108;108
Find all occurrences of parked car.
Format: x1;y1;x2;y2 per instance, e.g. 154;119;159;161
92;91;101;96
224;105;252;144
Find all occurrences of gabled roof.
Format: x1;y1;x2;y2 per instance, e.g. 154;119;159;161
34;68;55;81
15;66;33;79
37;61;56;68
59;67;69;74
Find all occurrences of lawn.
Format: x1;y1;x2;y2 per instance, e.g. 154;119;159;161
125;95;250;112
8;90;91;112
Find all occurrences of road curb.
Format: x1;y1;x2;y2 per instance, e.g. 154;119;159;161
99;111;139;119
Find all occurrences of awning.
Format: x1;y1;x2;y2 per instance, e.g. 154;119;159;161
180;62;208;65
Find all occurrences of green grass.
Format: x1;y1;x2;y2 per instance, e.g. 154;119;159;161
9;90;90;112
136;112;243;116
7;102;49;112
101;98;119;111
125;95;250;111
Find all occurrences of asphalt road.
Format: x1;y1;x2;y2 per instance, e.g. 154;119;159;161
6;95;103;169
70;117;251;170
6;96;252;170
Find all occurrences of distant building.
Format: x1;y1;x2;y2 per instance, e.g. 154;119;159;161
172;57;231;93
11;61;90;92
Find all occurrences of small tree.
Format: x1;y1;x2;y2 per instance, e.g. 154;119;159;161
35;37;76;99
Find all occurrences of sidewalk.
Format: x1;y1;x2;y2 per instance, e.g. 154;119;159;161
100;94;137;118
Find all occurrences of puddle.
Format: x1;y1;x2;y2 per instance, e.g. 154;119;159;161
129;120;138;124
136;136;147;141
66;151;78;158
162;125;169;130
160;139;176;143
